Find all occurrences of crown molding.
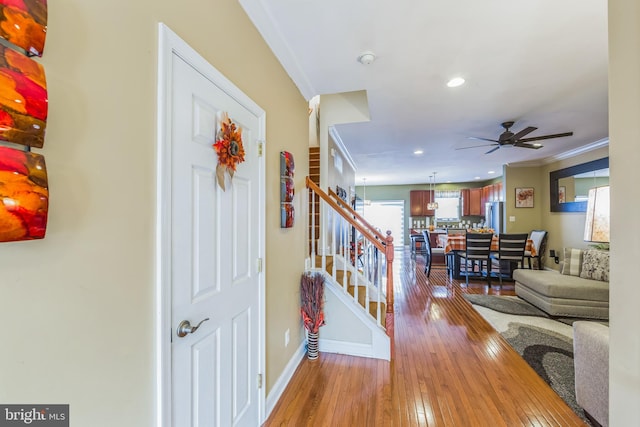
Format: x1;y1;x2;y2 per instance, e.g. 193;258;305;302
507;138;609;168
328;126;357;173
238;0;316;100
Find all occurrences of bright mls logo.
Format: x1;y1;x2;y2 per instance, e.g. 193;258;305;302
0;405;68;426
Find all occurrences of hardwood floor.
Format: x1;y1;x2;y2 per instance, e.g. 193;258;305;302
263;249;587;426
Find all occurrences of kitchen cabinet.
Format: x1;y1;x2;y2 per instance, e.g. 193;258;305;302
410;190;435;216
461;188;482;216
469;188;482;215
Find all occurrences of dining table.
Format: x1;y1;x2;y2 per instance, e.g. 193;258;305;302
438;234;537;280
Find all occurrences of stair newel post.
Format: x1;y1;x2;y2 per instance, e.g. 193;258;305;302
384;230;395;356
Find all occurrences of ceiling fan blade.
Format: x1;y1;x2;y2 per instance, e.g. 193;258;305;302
514;142;544;149
517;132;574;142
468;136;499;143
485;146;501;154
455;143;498;150
509;126;537;142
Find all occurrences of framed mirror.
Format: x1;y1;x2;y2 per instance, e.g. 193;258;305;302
550;157;609;212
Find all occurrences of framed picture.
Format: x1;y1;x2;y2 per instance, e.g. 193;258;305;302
558;186;566;203
515;187;534;208
280;151;295;228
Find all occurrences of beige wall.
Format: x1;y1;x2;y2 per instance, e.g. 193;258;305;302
540;147;609;270
504;146;609;270
503;166;544;234
609;1;640;424
0;1;307;425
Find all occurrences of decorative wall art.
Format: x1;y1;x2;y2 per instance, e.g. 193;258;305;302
0;0;47;57
0;0;49;243
280;151;294;228
213;112;244;191
515;187;534;208
0;44;48;148
0;145;48;242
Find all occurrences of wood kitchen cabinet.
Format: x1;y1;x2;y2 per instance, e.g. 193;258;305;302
469;188;482;215
461;188;482;216
410;190;435;216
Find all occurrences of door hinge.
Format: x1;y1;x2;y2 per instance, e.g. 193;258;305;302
258;141;264;157
257;258;263;273
257;373;263;389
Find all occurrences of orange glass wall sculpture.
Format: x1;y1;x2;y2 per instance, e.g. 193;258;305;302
0;0;47;57
280;151;295;228
0;43;47;148
0;145;48;242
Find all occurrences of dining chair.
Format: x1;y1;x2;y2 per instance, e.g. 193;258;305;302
525;230;547;269
421;230;433;277
445;228;467;276
457;233;493;286
491;233;528;284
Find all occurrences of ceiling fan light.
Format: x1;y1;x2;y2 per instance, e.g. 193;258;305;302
427;202;439;210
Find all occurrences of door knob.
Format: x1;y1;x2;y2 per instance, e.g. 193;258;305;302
177;318;210;337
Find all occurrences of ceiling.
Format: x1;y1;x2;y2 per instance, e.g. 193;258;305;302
239;0;609;185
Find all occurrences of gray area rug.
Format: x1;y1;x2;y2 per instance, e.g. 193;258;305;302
463;294;594;426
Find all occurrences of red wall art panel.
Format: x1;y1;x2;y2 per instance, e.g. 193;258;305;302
0;145;48;242
280;151;295;228
0;0;47;57
0;43;47;148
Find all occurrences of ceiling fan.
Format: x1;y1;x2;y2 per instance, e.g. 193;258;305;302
458;121;574;154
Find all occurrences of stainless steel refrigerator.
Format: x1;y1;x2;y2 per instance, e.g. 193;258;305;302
485;202;505;234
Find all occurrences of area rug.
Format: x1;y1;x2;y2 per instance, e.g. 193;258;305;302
462;294;594;426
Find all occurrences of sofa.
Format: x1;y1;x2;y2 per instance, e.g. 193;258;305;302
573;321;609;427
513;248;609;320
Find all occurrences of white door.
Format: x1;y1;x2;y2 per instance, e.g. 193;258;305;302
158;25;265;427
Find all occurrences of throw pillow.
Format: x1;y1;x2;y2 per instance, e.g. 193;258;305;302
561;248;584;276
580;249;610;282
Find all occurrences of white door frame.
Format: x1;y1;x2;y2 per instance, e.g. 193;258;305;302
155;23;266;426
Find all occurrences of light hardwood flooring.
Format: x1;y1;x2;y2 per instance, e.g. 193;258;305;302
263;249;587;426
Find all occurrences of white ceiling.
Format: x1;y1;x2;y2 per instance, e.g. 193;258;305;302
239;0;609;185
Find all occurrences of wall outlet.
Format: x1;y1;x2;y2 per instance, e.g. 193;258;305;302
284;329;290;347
509;216;516;222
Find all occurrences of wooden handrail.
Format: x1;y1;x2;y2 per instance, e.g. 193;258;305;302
328;188;387;242
306;176;395;357
306;177;385;252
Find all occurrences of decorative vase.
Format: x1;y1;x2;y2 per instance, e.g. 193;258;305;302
307;331;319;360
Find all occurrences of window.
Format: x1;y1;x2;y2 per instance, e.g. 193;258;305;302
363;200;405;248
435;190;460;221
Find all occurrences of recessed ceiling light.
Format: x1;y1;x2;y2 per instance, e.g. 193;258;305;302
413;149;424;155
474;176;481;180
488;170;495;174
447;77;465;88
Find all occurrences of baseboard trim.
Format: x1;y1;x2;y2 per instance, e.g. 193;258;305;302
264;340;306;421
320;338;376;359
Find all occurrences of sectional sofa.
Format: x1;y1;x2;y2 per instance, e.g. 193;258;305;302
513;248;610;320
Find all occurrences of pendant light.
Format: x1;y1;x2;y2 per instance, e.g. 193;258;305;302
427;172;439;210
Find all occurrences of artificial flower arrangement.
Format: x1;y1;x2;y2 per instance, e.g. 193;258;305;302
300;272;325;334
213;112;245;191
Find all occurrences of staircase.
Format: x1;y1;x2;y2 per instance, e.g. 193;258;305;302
306;177;394;360
308;147;320;253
